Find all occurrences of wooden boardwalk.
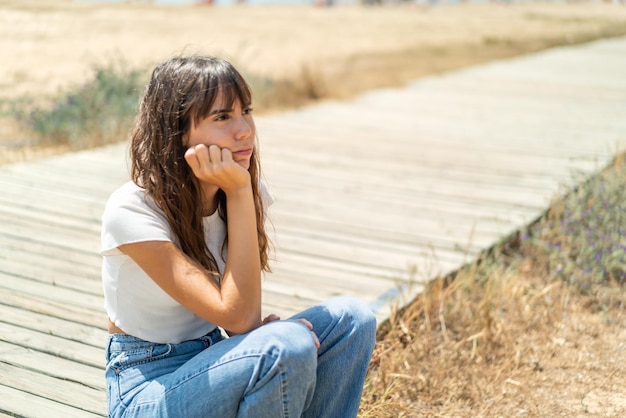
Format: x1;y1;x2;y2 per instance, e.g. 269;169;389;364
1;36;626;416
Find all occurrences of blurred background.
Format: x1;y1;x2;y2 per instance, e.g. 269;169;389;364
2;0;626;162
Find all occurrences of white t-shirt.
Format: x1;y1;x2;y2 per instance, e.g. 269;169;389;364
101;180;271;344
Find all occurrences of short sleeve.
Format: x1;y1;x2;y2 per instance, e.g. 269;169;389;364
260;179;274;209
101;182;173;256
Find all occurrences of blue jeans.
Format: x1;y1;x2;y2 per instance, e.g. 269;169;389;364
105;296;376;417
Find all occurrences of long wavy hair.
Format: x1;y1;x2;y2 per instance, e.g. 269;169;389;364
129;55;270;276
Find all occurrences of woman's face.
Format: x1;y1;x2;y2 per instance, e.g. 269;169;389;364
185;90;256;170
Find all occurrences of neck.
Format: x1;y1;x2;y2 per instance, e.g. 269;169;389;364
201;184;219;216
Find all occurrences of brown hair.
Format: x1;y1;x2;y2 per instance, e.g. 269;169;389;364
129;55;270;276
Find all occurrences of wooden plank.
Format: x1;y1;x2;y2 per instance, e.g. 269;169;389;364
0;232;101;268
0;173;113;204
264;263;396;301
0;160;124;197
0;322;103;369
0;232;101;279
0;197;101;233
0;304;106;348
0;384;103;418
1;289;103;329
271;209;518;252
0;184;108;208
0;272;103;315
263;114;609;167
0;363;105;415
264;267;412;312
267;168;555;211
0;341;104;390
261;118;611;167
272;204;507;257
0;213;99;254
0;256;102;296
260;291;318;319
271;186;555;227
272;230;463;281
0;166;110;207
265;146;572;186
273;202;517;249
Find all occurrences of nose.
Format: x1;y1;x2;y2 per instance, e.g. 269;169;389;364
235;115;253;140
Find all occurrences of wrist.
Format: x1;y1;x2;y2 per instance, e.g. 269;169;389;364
224;184;253;199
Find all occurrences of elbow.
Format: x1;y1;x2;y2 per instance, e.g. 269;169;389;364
223;316;260;335
218;305;261;335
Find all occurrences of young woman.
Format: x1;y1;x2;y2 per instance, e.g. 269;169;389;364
101;55;376;417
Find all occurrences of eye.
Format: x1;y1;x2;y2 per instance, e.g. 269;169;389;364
243;107;254;116
215;112;230;121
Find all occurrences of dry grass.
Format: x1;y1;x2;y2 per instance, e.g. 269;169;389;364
2;1;626;101
362;273;625;417
360;156;626;417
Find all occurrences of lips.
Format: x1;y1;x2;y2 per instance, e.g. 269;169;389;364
232;147;253;157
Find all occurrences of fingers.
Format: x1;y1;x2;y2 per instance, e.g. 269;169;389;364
184;145;249;193
184;144;203;171
185;144;231;167
220;146;234;163
293;318;320;349
262;314;281;325
293;318;313;330
261;317;320;349
207;144;233;164
310;330;320;349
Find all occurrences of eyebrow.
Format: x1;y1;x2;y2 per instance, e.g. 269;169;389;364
209;108;233;115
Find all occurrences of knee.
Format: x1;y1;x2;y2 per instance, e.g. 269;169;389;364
262;321;318;375
326;296;377;345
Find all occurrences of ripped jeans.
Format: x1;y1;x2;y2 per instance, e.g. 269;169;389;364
105;296;376;418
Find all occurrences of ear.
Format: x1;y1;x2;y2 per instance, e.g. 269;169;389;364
181;113;197;148
181;123;193;148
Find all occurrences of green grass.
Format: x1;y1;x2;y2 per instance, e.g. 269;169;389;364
4;60;146;148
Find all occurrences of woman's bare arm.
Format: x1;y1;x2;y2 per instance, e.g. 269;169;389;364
120;142;263;334
119;178;262;335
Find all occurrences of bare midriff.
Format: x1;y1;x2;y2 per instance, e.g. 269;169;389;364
108;318;127;334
